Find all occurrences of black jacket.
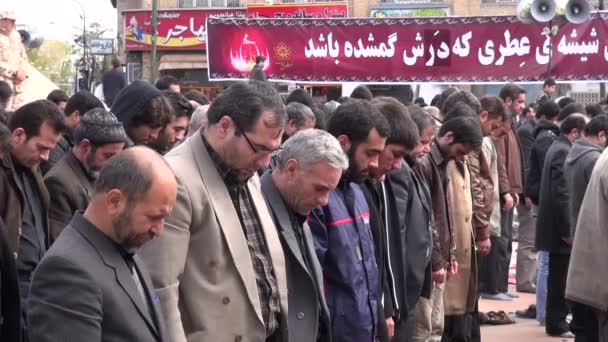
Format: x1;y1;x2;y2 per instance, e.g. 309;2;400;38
525;120;559;204
535;135;573;254
102;68;126;107
250;64;267;82
0;217;20;342
517;118;537;177
564;138;603;237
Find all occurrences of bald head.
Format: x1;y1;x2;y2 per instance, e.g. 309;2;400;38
93;146;176;203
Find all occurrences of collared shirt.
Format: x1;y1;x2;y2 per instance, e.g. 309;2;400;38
16;166;47;279
202;134;281;337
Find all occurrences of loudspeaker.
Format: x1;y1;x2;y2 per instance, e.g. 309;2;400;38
531;0;558;22
564;0;591;23
517;0;536;23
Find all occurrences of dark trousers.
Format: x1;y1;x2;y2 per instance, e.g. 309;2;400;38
597;310;608;342
441;303;481;342
546;253;571;336
570;301;598;342
18;281;30;342
478;235;503;294
498;208;514;293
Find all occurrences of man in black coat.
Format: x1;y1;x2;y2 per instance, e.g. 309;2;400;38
261;129;347;342
361;97;420;341
0;122;20;342
102;58;126;107
535;114;588;338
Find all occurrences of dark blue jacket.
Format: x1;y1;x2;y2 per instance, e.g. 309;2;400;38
310;180;380;342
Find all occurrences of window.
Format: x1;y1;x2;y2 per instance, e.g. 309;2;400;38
178;0;240;7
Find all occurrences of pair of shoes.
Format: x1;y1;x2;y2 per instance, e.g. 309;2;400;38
502;292;520;298
515;305;536;319
485;311;516;325
548;331;575;338
480;292;512;301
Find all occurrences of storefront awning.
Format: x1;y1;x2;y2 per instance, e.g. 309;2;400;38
159;53;207;70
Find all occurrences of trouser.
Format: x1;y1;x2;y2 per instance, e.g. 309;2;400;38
478;235;502;294
441;303;480;342
536;251;549;324
397;304;417;342
546;253;571;336
515;203;537;292
597;310;608;342
498;207;514;293
412;282;445;342
570;301;598;342
19;280;30;342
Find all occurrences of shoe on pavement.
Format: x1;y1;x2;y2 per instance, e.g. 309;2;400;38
480;292;513;301
548;331;575;338
503;292;520;298
515;305;536;319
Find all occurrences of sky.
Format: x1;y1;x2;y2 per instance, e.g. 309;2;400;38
11;0;117;42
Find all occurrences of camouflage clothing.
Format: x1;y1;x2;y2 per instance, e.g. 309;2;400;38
0;26;28;110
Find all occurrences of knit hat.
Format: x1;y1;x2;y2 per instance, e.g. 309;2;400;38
110;80;163;125
73;108;128;146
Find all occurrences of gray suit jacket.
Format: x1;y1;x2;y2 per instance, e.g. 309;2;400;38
27;213;168;342
44;151;94;241
260;171;331;342
139;131;288;342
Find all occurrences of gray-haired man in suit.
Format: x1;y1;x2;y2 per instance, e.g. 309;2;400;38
261;129;348;342
27;147;176;342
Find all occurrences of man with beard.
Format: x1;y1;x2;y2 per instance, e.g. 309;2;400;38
149;91;193;154
28;147;176;342
309;99;390;342
261;129;348;342
140;82;289;342
360;97;419;342
44;108;127;239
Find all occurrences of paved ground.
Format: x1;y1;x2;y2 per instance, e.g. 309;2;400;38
479;286;573;341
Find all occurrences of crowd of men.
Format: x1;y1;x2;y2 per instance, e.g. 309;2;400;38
0;68;608;342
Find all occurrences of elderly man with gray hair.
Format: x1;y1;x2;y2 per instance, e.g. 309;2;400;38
186;104;209;138
261;129;348;342
284;102;316;142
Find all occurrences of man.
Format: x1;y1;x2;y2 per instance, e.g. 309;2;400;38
186;105;209;138
111;80;174;147
535;77;557;108
250;56;267;82
309;99;390;342
496;83;526;297
562;115;608;341
414;115;484;341
0;100;66;338
46;90;69;112
0;80;12;110
41;90;105;174
0;121;20;342
262;129;348;342
0;10;28;111
28;147;175;342
361;97;419;342
395;106;434;341
44;108;127;239
516;101;560;294
566;135;608;342
283;102;316;142
149;91;193;154
102;58;126;107
155;76;181;93
183;89;209;107
536;114;588;338
140;82;289;342
351;85;373;101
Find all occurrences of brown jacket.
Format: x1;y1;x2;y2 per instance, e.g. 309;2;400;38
416;142;455;272
44;151;95;240
0;152;50;255
443;160;478;316
496;118;525;195
465;150;493;242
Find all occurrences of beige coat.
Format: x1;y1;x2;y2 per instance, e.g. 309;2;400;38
139;131;288;342
443;160;478;316
482;137;501;237
566;148;608;311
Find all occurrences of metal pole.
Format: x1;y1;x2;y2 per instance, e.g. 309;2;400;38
600;0;606;100
151;0;158;83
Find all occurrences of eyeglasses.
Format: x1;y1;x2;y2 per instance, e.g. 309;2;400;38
239;128;279;156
